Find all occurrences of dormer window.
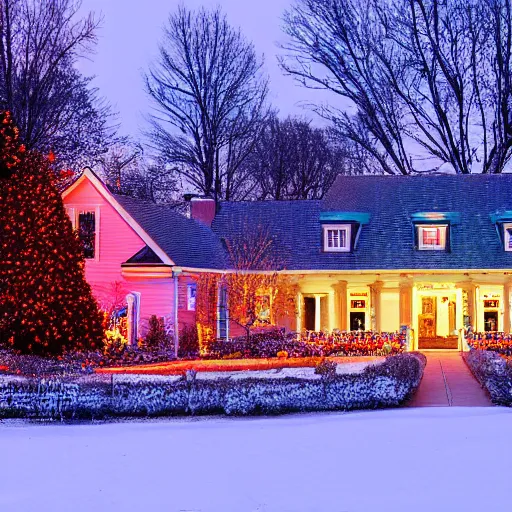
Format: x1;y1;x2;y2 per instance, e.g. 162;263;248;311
504;223;512;251
320;212;370;253
417;224;447;251
323;224;351;252
489;213;512;251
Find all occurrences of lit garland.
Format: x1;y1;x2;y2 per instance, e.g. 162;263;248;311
0;110;103;354
195;273;220;355
467;332;512;356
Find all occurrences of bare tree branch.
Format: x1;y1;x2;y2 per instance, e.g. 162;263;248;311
145;5;269;202
0;0;119;171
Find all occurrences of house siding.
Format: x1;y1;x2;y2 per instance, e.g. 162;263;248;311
124;277;175;333
63;179;175;329
177;274;197;330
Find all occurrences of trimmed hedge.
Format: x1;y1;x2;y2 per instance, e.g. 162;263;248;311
464;350;512;405
0;353;426;420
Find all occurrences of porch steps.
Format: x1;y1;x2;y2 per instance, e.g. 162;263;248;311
408;352;493;407
418;336;459;350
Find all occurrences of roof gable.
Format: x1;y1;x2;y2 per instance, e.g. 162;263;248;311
62;168;174;265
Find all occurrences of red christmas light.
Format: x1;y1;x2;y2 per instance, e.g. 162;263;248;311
0;110;103;354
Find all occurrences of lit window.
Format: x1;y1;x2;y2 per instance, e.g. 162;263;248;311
504;224;512;252
78;212;96;259
65;207;99;260
323;224;351;252
218;285;229;339
187;283;197;311
417;224;447;251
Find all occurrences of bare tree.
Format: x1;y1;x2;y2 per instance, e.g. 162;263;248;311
281;0;512;174
478;0;512;173
328;125;384;175
247;114;353;200
145;5;269;203
223;223;296;339
0;0;118;171
100;143;178;204
281;0;413;175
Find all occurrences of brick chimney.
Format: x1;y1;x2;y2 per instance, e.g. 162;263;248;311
190;197;216;227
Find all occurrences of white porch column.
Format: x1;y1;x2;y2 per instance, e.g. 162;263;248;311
411;285;419;351
455;288;464;349
504;279;512;333
328;291;335;332
314;294;322;332
369;281;384;332
456;281;477;331
296;291;303;333
126;292;141;346
332;280;348;331
399;278;413;328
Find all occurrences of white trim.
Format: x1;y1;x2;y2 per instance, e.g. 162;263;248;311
121;266;174;279
504;223;512;251
62;168;174;265
176;267;512;278
217;284;229;340
126;292;141;346
323;224;351;252
417;224;448;251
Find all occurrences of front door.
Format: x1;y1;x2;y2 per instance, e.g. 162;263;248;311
350;311;365;331
418;295;458;349
484;311;498;332
304;297;315;331
419;296;437;341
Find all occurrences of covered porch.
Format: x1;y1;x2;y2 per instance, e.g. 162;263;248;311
293;271;512;351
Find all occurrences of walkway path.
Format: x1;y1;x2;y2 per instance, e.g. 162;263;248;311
409;351;493;407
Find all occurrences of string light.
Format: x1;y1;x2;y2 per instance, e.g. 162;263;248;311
0;111;103;354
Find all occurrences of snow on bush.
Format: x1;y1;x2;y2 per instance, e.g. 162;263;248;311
464;350;512;405
0;353;425;419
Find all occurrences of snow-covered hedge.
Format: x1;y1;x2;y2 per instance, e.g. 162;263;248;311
464;350;512;405
0;353;426;419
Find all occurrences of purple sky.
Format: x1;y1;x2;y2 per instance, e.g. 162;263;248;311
79;0;333;140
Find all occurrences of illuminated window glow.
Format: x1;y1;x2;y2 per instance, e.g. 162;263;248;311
66;207;100;260
504;223;512;251
417;224;447;251
187;283;197;311
78;212;96;259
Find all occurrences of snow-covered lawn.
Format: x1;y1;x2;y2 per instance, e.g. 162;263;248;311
196;360;379;380
1;407;511;512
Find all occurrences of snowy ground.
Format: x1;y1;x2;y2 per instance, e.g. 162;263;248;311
195;361;379;381
1;407;511;512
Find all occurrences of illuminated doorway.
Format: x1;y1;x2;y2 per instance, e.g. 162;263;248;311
416;290;460;349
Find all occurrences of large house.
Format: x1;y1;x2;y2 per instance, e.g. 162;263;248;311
62;169;512;351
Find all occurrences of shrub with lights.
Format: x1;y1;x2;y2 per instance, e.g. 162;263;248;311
205;329;405;359
466;332;512;356
0;111;103;355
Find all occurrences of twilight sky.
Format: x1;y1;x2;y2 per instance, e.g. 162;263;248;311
79;0;333;141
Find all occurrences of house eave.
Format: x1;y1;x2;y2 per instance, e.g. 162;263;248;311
121;264;174;279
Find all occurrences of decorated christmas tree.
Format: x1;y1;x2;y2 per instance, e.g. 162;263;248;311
0;111;103;354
